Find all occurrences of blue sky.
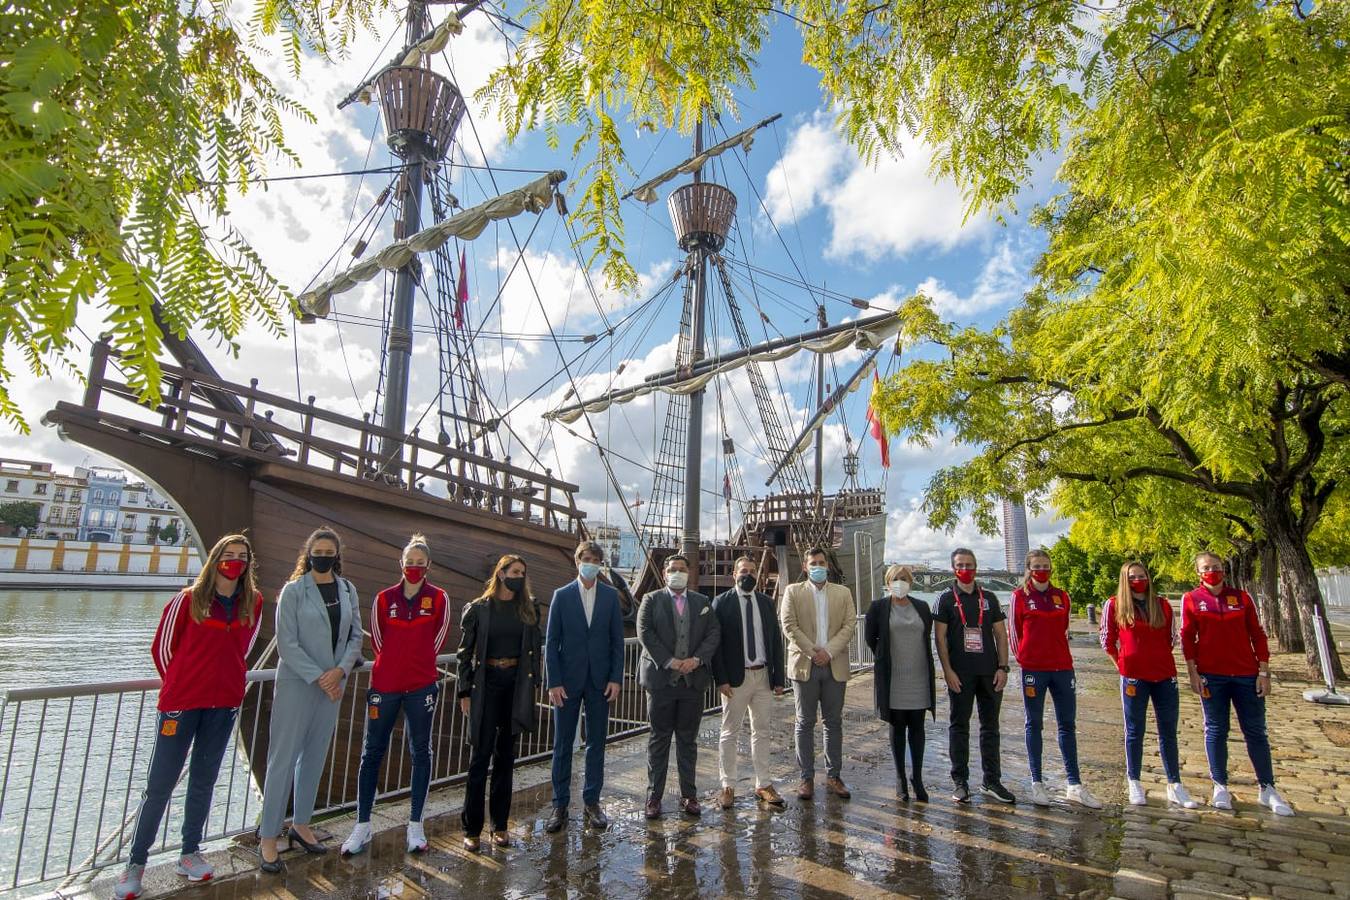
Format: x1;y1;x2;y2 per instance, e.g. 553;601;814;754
1;5;1068;565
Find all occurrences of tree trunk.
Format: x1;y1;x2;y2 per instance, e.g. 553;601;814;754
1263;499;1343;680
1256;543;1281;649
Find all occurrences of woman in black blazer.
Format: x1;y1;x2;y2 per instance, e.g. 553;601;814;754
457;554;543;851
864;564;936;802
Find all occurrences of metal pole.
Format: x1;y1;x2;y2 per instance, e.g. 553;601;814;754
681;119;708;584
1304;607;1349;705
378;2;430;466
814;305;827;503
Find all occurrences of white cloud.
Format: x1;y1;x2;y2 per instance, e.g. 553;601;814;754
762;111;989;263
913;238;1032;320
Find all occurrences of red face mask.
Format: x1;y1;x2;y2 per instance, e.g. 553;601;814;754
217;559;247;580
1128;578;1150;594
1200;571;1225;587
954;569;976;584
403;565;427;584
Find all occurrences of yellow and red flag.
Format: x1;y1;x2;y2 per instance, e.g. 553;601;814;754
865;372;890;469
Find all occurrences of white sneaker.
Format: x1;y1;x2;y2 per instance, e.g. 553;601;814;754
1127;779;1147;806
1028;781;1053;807
1211;783;1233;810
407;820;428;852
340;822;373;856
1065;783;1104;809
1167;782;1199;809
1258;784;1294;817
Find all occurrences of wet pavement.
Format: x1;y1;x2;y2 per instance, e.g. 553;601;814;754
80;630;1350;899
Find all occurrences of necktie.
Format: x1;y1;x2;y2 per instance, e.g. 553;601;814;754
674;593;686;617
744;593;756;661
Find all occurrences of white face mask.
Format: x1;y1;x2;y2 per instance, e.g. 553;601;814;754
666;571;689;591
888;581;910;599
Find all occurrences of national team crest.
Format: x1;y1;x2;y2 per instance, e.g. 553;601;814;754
421;597;433;610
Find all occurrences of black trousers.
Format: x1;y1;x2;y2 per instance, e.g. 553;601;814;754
948;673;1003;785
886;708;927;784
647;685;702;802
462;667;518;835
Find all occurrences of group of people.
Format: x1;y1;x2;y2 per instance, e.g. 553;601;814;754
112;531;1295;900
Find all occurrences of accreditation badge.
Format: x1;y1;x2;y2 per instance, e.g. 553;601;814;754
963;628;984;653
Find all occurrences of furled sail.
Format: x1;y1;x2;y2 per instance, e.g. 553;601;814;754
764;349;880;487
299;170;566;318
623;114;782;204
545;310;900;424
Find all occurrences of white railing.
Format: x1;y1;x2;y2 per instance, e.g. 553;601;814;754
0;622;872;894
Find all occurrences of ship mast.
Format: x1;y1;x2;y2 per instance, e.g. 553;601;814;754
814;304;827;501
680;118;709;575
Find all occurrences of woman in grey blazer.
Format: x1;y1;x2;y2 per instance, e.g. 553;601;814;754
258;527;363;871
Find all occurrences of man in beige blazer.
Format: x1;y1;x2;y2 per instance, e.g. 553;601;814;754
780;547;858;800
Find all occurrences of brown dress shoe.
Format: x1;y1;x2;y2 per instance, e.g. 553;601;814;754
491;831;511;848
645;798;662;820
719;787;734;810
825;777;852;799
679;797;702;817
755;784;786;806
796;780;814;800
462;835;480;853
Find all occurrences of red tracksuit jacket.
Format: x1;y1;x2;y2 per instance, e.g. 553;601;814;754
1009;584;1074;671
370;581;452;694
152;588;263;712
1100;596;1178;682
1179;585;1270;677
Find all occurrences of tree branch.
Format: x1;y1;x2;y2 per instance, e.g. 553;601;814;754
991;409;1138;464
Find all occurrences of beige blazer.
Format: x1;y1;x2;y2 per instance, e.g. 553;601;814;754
780;580;857;683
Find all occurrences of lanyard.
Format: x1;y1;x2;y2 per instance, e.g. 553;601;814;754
954;586;985;628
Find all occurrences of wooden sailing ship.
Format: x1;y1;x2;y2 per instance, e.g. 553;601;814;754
43;2;593;802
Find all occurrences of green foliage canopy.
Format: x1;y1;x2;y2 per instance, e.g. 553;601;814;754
0;501;41;531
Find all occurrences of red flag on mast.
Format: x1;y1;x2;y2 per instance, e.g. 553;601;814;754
865;372;890;469
454;247;469;330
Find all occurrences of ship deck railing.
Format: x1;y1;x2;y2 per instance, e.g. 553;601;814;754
742;490;886;530
0;620;874;894
52;338;587;536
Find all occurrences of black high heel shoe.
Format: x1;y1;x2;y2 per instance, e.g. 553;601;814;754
911;778;929;803
259;845;285;874
896;774;909;802
288;827;329;855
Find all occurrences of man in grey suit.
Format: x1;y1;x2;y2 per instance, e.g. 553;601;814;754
637;554;721;819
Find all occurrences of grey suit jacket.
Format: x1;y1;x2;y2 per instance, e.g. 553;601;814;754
275;573;364;684
636;588;720;692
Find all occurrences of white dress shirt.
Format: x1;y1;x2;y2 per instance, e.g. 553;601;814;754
812;583;830;652
738;589;766;667
577;577;596;626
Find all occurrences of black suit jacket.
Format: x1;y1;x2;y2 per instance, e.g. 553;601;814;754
710;588;786;690
636;588;720;692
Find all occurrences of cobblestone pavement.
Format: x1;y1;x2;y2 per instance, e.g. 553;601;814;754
87;633;1350;899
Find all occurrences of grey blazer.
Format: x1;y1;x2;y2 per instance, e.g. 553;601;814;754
636;588;720;693
275;573;364;683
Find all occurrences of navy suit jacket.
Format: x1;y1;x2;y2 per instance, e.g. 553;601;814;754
545;579;625;694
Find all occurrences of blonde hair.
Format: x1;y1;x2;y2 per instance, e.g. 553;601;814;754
1021;548;1052;591
402;532;431;565
884;564;913;585
1114;560;1164;629
474;554;539;626
189;533;258;626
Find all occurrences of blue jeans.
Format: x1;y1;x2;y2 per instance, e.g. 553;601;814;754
550;685;609;809
1021;669;1079;784
356;683;437;822
128;707;237;865
1200;673;1275;786
1121;677;1180;782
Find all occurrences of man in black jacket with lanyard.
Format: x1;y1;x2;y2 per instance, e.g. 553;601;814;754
711;556;787;810
934;547;1015;805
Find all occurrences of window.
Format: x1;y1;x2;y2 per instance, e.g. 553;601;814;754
121;515;135;530
50;506;63;520
67;509;79;524
34;483;47;495
4;480;16;493
54;487;65;501
109;492;120;505
92;489;103;502
71;490;81;502
149;516;161;530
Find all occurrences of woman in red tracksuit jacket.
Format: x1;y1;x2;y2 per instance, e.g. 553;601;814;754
1099;560;1199;809
340;534;452;857
114;534;264;900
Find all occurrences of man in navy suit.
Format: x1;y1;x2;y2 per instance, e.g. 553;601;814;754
544;540;625;832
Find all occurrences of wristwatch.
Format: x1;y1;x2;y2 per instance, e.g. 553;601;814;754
998;665;1011;673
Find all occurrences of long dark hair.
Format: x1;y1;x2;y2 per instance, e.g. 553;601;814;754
474;553;538;625
289;526;343;581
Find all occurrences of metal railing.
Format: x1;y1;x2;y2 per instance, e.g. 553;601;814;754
0;622;873;894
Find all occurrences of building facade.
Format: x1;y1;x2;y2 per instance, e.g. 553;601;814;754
76;467;125;542
1001;499;1030;572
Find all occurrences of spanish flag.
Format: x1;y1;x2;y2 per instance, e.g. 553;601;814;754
865;372;890;469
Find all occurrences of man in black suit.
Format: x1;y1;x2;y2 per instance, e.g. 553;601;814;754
637;554;721;819
711;556;786;809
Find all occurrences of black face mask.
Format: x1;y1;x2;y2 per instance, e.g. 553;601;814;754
309;555;338;574
737;574;757;593
503;576;526;595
